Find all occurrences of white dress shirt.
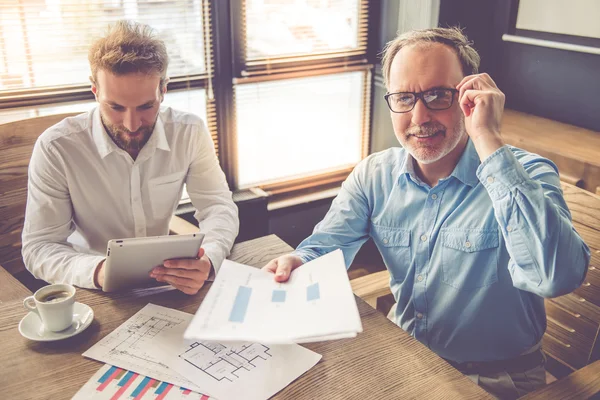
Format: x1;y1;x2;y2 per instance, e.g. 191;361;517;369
22;106;239;288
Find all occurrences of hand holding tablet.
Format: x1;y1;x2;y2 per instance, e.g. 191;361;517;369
99;233;206;293
150;247;213;295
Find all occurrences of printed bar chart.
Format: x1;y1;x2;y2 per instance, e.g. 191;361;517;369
271;289;286;303
306;283;320;301
118;371;136;387
98;365;118;383
132;376;154;399
97;365;122;391
229;286;252;323
75;363;213;400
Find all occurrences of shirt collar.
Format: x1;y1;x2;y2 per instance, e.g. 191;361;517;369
399;149;417;179
449;138;480;187
91;107;170;159
398;138;481;187
92;107;119;159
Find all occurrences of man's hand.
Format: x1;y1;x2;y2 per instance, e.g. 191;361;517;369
456;73;506;160
262;254;304;282
94;259;105;288
150;248;212;295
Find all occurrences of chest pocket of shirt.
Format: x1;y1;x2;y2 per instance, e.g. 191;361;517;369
148;171;185;219
371;225;411;284
440;228;499;290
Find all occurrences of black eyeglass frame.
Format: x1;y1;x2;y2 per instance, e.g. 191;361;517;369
384;88;459;113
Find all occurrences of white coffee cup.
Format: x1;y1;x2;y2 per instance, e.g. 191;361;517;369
23;284;76;332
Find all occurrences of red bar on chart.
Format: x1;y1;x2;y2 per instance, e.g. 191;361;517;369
155;384;174;400
134;378;156;400
182;388;192;394
200;395;210;400
97;367;123;392
110;372;139;400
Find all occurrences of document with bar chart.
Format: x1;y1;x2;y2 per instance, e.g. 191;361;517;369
184;249;363;344
72;363;212;400
83;304;203;393
144;316;321;400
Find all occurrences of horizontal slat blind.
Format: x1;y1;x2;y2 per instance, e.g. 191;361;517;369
240;0;369;74
229;0;372;191
234;70;367;188
0;0;218;155
0;0;207;91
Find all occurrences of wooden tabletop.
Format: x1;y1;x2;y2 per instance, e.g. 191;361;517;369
0;264;31;303
0;234;491;399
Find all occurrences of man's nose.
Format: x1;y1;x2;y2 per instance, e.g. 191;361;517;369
410;98;431;126
123;110;142;132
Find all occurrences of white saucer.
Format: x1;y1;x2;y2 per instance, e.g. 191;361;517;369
18;302;94;342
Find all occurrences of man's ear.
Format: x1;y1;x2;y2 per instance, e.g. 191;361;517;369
160;78;169;102
90;76;99;100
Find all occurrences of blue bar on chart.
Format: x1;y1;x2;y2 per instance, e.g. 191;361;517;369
229;286;252;323
271;289;286;303
131;376;152;398
306;282;320;301
118;371;136;387
155;381;170;395
97;365;117;383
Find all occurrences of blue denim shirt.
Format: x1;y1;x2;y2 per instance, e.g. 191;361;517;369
294;139;590;363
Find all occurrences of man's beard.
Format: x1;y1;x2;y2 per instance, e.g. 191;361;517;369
403;115;466;165
100;113;155;154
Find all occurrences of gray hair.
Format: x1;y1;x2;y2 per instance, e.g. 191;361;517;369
381;27;480;89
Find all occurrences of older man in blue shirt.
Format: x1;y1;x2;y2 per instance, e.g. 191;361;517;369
264;27;590;398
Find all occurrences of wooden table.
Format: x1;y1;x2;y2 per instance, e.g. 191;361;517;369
0;264;31;303
0;235;491;399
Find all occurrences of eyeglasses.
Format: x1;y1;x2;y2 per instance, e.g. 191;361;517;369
384;88;459;113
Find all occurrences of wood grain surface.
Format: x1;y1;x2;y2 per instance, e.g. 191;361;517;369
0;264;31;303
0;235;490;399
521;360;600;400
0;113;79;275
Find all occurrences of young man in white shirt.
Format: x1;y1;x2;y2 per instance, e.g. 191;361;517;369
22;20;239;294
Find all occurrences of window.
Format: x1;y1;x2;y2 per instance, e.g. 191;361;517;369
235;71;366;187
230;0;373;192
1;0;375;196
0;0;216;151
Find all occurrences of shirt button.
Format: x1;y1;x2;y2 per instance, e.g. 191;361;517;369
431;194;438;200
487;176;495;184
421;235;427;242
465;241;471;248
416;313;423;320
382;239;389;244
417;275;424;282
507;226;513;232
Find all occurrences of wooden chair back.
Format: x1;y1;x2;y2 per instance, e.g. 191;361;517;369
543;182;600;373
0;113;79;275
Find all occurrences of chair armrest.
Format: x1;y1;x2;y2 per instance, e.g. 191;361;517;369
350;270;392;308
169;215;198;235
521;360;600;400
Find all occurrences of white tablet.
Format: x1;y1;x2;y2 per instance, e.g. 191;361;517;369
102;233;204;292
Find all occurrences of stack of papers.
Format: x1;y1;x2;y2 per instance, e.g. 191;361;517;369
184;249;363;344
83;304;321;400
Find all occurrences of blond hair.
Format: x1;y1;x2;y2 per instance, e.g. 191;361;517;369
88;20;169;90
382;27;480;89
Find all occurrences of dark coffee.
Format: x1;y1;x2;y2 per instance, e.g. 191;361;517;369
38;290;71;303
